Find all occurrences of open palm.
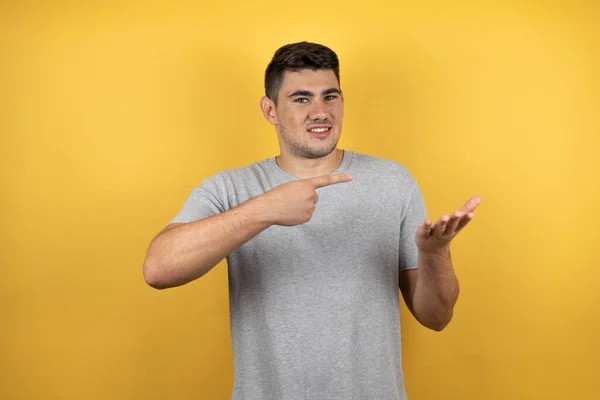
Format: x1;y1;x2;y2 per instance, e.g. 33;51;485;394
415;196;482;253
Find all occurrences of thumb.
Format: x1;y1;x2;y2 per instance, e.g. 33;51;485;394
460;196;482;213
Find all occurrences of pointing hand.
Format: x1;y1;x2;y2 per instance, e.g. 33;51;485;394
262;174;353;226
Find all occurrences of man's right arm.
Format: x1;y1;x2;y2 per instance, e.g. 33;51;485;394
142;172;353;290
142;196;273;289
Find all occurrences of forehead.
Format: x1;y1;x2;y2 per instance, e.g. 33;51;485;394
279;69;339;95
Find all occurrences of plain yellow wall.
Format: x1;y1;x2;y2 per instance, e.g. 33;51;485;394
1;1;599;399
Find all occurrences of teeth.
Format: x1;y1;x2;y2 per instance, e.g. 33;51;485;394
309;128;329;133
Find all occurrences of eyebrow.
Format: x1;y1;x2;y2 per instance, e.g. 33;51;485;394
287;88;342;98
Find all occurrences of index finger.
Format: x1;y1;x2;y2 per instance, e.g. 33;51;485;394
308;173;353;188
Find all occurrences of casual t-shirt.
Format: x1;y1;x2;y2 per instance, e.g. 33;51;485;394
169;150;427;400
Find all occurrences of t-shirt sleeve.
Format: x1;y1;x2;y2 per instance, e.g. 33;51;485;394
399;179;427;270
168;176;227;225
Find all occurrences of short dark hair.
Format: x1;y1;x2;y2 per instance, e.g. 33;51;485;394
264;41;340;103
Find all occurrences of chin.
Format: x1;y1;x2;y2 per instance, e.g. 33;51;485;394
304;144;338;159
284;131;340;159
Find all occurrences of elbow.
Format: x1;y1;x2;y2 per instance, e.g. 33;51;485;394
435;311;453;332
144;275;169;290
427;293;459;332
429;319;450;332
423;309;454;332
142;255;171;290
142;253;197;290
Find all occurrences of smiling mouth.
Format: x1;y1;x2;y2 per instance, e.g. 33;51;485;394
307;127;332;133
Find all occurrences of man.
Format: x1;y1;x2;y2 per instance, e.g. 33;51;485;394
143;41;481;399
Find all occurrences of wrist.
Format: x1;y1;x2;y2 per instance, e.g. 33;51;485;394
245;195;277;227
419;245;451;260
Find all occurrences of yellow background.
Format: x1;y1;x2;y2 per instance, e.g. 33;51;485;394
1;1;599;399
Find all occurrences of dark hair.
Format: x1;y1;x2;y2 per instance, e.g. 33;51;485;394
264;41;340;103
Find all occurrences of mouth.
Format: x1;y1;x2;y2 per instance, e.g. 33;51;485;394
307;125;333;138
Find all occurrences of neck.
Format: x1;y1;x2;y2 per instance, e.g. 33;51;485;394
275;148;345;179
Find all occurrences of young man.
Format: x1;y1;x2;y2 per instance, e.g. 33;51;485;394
143;42;481;400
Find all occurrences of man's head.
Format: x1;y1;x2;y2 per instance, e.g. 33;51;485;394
260;42;344;160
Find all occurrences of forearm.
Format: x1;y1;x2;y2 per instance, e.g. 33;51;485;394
143;197;272;289
412;246;459;330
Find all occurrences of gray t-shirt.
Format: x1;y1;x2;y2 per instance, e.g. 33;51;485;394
169;150;427;400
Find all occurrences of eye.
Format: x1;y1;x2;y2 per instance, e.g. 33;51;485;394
325;95;338;101
294;98;309;103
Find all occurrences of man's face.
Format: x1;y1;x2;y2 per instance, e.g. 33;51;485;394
265;69;344;159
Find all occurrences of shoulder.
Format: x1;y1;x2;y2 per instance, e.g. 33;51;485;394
348;151;419;188
203;158;272;188
195;158;274;207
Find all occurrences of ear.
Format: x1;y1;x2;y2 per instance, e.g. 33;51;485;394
260;96;278;126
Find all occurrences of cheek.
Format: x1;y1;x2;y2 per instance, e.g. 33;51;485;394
330;101;343;113
291;111;308;128
331;105;343;120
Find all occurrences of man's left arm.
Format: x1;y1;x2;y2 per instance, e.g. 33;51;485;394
399;196;481;331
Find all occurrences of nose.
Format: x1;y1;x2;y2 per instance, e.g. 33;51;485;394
308;100;328;121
